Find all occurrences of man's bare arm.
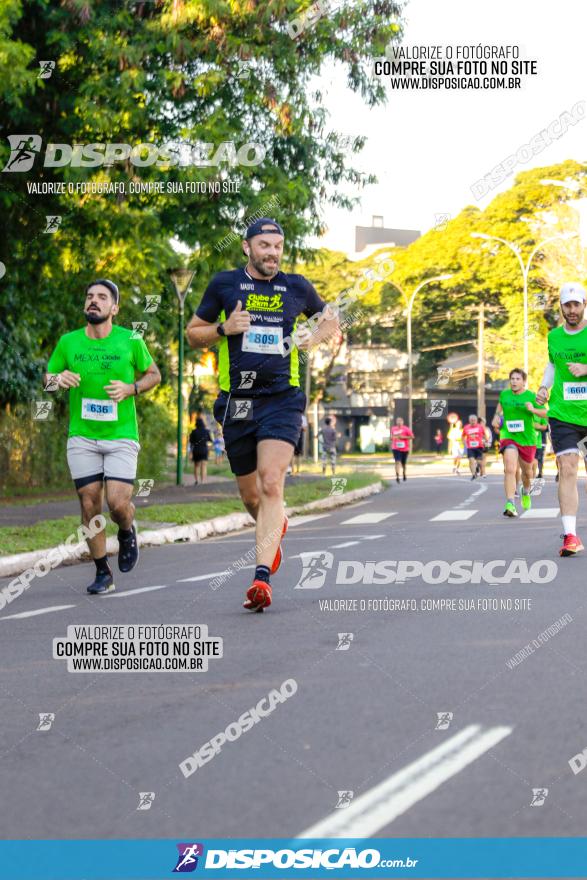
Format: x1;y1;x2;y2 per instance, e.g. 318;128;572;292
136;361;161;393
295;305;341;351
187;302;251;348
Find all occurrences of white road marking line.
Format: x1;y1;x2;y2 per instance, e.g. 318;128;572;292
330;541;360;548
110;584;169;597
287;514;331;527
430;510;478;521
521;508;559;518
454;483;488;508
362;534;386;540
176;565;256;584
297;724;512;839
341;512;398;525
0;605;76;620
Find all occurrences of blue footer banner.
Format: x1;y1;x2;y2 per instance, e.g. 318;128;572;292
1;838;586;879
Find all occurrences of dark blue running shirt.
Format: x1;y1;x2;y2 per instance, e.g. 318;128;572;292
195;267;326;397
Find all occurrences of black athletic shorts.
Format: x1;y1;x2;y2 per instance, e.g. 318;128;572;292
213;387;306;476
535;446;545;464
466;447;483;459
392;450;408;464
548;416;587;457
294;434;304;456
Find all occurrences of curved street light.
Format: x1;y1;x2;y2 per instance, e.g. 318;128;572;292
387;273;454;429
471;231;577;373
169;267;196;486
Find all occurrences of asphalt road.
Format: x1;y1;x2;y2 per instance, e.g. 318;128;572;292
1;470;586;844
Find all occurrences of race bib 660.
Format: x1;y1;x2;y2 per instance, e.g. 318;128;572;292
563;382;587;401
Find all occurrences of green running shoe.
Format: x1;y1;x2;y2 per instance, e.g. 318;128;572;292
503;501;518;517
521;490;532;511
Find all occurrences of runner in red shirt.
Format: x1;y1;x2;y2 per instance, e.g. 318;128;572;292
462;414;486;481
390;416;414;482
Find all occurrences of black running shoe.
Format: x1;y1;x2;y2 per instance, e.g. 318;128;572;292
87;570;115;595
118;523;139;573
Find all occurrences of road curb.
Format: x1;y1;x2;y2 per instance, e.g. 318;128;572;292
0;481;383;579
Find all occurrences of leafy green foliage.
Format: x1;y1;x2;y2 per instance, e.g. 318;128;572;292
0;0;402;409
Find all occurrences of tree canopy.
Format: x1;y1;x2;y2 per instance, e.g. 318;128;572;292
0;0;402;405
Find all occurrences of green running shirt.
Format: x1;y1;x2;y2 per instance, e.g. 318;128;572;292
498;388;537;447
547;324;587;426
534;413;548;449
47;326;153;441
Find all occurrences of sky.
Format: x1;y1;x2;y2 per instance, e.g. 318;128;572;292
312;0;587;254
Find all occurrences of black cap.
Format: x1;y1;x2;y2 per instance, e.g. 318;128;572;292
245;218;284;240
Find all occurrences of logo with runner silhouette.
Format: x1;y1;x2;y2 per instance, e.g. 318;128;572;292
530;788;548;806
32;400;54;420
427;399;448;418
38;61;55;79
294;551;334;589
137;792;155;810
2;135;42;172
44;215;62;233
435;712;453;730
238;371;256;390
230;399;253;420
335;790;354;809
173;843;204;872
37;713;55;731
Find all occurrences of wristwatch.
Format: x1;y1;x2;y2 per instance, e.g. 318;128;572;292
134;382;139;396
217;322;226;337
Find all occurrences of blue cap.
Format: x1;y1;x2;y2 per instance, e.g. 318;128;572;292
245;218;284;240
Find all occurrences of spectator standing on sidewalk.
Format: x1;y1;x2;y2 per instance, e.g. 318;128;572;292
189;413;211;484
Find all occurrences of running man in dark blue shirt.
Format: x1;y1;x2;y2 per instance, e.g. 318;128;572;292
187;218;339;611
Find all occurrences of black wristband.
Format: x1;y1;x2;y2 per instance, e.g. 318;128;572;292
134;382;139;396
217;322;226;337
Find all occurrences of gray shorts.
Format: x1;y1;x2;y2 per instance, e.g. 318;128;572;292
66;437;140;488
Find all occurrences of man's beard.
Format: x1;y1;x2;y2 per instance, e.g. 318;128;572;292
85;309;109;325
250;253;279;277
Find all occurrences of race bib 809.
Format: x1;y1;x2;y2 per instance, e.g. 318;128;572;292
242;326;283;355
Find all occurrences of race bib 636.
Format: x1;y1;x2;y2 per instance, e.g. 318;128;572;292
81;398;118;421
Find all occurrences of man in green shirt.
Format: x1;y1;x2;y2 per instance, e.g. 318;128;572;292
45;279;161;593
492;368;546;518
536;282;587;556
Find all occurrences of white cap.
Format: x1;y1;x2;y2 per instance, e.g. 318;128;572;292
560;282;586;305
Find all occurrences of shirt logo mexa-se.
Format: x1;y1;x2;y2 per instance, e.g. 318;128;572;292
245;293;283;312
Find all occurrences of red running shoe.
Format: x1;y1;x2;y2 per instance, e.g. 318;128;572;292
559;534;584;557
270;516;289;575
243;580;272;612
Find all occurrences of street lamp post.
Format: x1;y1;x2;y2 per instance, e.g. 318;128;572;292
471;231;577;374
303;350;312;459
389;274;453;430
169;267;196;486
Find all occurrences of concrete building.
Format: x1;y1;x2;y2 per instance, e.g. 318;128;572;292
354;215;420;254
